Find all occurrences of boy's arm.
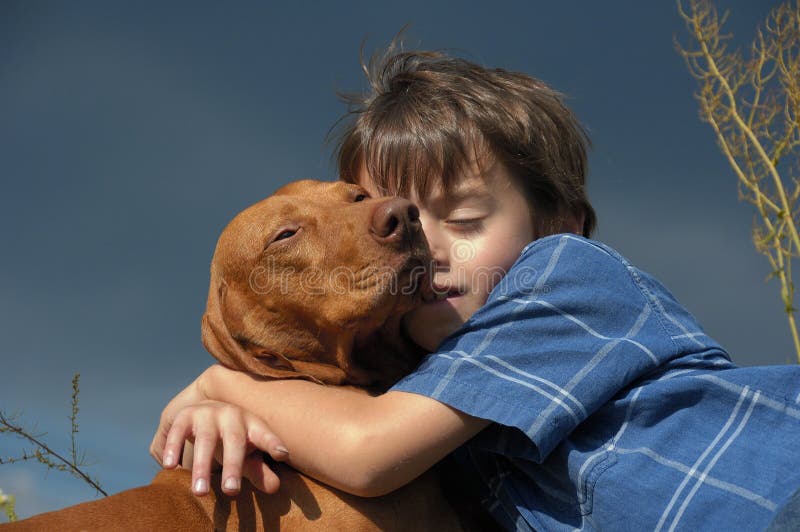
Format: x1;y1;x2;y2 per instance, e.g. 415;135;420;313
181;364;489;497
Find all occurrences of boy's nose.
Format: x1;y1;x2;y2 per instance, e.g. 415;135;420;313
418;216;450;268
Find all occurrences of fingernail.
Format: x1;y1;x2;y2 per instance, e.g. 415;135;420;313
223;477;239;491
163;450;175;467
194;478;208;494
275;445;289;455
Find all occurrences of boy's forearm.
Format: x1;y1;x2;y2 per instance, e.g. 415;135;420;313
197;365;486;496
198;366;372;492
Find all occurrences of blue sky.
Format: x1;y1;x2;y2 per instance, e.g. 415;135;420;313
0;0;791;519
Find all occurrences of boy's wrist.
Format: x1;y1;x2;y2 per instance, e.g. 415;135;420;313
197;364;224;401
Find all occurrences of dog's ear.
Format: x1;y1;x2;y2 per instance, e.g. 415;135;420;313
201;277;254;372
201;273;324;384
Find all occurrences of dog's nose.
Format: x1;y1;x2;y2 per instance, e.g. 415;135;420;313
371;198;421;245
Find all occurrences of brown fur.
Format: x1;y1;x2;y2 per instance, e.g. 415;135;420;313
3;180;488;531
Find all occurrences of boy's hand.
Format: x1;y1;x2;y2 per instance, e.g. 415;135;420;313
149;364;235;467
149;370;289;496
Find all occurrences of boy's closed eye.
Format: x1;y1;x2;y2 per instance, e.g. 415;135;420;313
444;202;491;230
448;217;485;225
446;217;486;236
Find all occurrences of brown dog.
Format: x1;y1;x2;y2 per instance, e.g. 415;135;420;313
3;180;488;531
202;179;434;390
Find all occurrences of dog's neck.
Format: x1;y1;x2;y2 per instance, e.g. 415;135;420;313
352;313;429;392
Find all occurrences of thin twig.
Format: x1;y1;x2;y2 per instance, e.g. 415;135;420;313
0;374;107;497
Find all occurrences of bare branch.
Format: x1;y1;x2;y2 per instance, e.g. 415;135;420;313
0;375;107;497
678;0;800;362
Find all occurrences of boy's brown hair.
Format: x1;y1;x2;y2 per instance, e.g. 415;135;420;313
334;45;597;238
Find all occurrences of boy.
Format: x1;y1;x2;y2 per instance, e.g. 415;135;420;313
151;47;800;530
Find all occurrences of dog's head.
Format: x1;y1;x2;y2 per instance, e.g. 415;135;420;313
201;180;434;388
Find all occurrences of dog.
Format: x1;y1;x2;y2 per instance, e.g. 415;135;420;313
202;179;434;391
3;180;490;531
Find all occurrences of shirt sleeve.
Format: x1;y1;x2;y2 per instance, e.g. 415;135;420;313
390;234;684;462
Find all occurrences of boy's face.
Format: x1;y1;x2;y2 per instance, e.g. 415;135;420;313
358;157;535;351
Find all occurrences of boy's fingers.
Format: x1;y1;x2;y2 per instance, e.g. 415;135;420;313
149;419;173;464
242;454;281;494
149;436;163;465
148;400;284;498
219;429;247;495
150;399;183;456
150;397;194;466
247;415;289;462
148;379;208;466
159;416;191;469
191;429;218;496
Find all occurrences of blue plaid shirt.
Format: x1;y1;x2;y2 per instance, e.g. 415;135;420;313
392;234;800;531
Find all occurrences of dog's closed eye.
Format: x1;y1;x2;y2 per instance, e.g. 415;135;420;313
275;229;297;241
265;227;300;250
